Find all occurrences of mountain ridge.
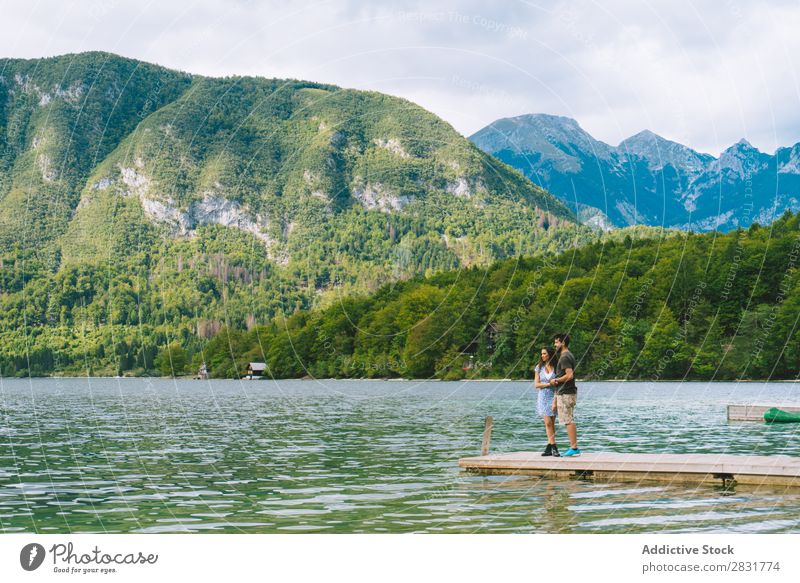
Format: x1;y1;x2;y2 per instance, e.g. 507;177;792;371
470;113;800;230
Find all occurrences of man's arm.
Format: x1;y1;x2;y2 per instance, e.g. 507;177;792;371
550;367;573;386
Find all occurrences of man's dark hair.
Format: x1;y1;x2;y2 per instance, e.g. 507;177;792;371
554;333;570;346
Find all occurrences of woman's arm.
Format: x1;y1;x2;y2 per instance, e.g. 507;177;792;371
534;369;546;389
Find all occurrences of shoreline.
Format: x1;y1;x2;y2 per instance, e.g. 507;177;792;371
13;375;800;383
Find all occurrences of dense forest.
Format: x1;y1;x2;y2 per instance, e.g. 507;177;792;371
0;220;664;377
195;212;800;381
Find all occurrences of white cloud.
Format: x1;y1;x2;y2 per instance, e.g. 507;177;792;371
1;0;798;154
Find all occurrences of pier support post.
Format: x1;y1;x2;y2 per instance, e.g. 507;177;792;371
481;416;493;456
714;473;737;489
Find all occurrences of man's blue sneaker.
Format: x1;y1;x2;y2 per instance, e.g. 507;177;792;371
563;448;581;457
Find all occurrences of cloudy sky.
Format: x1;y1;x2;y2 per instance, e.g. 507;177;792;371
1;0;798;154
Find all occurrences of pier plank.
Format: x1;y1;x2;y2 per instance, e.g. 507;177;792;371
727;404;800;422
458;452;800;487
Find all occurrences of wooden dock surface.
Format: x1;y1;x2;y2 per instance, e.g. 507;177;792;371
727;404;800;422
458;451;800;487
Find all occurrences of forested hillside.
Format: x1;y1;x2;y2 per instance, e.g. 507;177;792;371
198;212;800;381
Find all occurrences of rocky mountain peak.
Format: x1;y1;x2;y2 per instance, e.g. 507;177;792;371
777;143;800;174
469;113;614;174
717;138;766;178
507;113;614;156
618;130;711;173
733;138;756;149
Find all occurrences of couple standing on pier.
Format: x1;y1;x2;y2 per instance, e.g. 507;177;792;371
533;333;580;457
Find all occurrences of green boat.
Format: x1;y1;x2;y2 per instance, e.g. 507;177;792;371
764;408;800;423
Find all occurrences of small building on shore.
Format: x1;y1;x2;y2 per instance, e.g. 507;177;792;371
244;362;267;379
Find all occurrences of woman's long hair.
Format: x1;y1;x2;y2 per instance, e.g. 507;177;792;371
538;346;556;371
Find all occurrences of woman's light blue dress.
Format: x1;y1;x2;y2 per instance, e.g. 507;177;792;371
535;364;556;417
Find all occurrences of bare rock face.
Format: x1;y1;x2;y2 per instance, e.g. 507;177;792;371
115;167;272;244
352;179;411;213
446;178;472;199
189;194;272;244
373;138;410;159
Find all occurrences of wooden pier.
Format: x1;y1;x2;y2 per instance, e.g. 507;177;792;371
727;404;800;422
458;451;800;488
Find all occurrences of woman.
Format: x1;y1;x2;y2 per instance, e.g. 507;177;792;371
534;346;560;457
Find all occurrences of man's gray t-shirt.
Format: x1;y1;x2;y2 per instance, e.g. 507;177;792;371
555;350;577;395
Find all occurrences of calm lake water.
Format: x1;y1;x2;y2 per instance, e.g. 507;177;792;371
1;378;799;534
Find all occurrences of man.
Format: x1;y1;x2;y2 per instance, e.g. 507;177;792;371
550;333;580;456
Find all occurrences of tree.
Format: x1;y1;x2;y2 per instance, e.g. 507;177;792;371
155;342;188;377
634;307;690;379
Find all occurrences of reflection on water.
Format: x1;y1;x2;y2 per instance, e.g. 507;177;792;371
0;378;799;533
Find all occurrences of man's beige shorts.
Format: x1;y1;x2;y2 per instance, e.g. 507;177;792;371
556;394;577;425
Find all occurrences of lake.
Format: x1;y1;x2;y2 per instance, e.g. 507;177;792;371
1;378;799;533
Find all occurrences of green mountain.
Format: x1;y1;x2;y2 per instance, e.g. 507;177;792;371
61;71;581;273
0;52;605;376
0;52;192;253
